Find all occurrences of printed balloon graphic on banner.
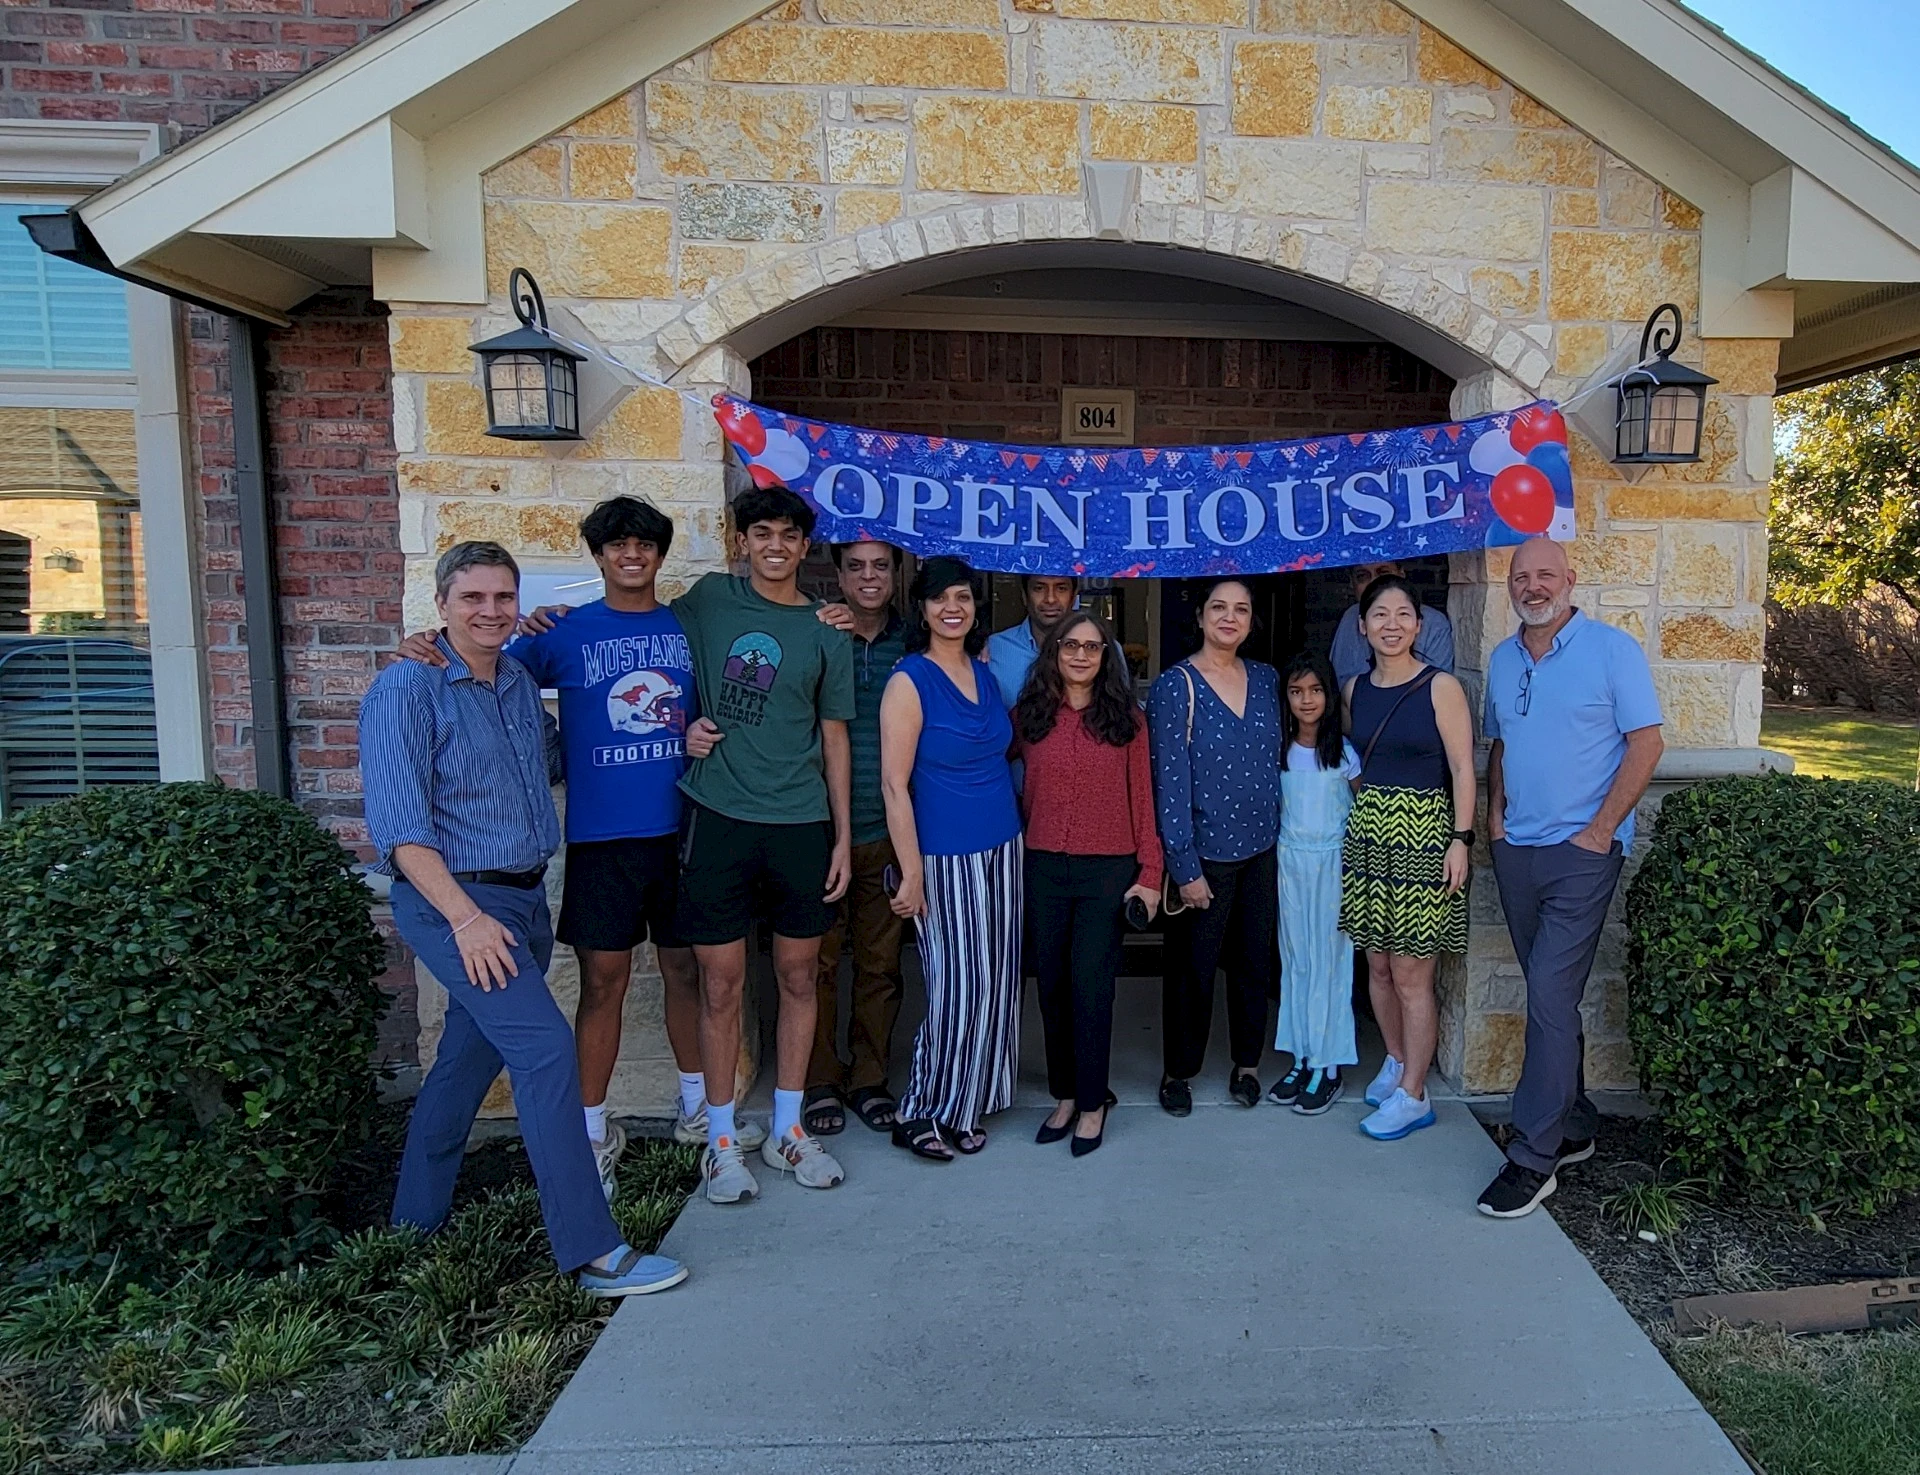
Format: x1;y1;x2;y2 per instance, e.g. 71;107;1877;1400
710;394;1580;578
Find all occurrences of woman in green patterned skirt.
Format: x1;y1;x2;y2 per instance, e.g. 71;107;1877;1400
1339;575;1476;1143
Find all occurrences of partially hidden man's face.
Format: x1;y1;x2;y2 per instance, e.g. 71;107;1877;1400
738;518;809;584
1025;576;1078;633
837;542;897;613
595;536;662;596
437;565;520;651
1350;561;1405;598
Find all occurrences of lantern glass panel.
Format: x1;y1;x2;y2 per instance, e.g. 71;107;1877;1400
487;353;550;430
549;356;579;436
1646;384;1700;459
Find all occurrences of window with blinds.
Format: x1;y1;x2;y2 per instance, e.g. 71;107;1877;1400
0;202;131;373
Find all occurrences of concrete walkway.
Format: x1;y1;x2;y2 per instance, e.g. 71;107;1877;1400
520;968;1746;1475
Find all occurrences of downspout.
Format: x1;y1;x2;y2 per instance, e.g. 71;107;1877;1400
24;209;292;798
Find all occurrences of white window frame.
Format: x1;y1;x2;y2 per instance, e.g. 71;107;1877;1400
0;120;211;781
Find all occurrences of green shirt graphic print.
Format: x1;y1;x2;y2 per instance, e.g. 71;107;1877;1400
673;573;856;825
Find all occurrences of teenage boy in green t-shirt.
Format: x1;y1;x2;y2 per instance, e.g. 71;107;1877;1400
674;485;856;1204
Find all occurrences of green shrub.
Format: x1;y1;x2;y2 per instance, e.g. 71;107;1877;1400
1626;772;1920;1212
0;782;388;1272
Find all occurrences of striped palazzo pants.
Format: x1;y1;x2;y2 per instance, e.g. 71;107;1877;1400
899;835;1024;1132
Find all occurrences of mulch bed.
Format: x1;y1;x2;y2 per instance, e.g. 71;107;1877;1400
1484;1116;1920;1325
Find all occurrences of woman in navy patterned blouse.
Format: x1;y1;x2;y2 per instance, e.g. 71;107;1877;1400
1146;579;1283;1117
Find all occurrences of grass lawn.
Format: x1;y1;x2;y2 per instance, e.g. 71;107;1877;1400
1666;1325;1920;1475
1761;704;1920;785
0;1141;697;1474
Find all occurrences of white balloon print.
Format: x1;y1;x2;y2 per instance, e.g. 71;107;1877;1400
1467;428;1525;477
753;427;810;483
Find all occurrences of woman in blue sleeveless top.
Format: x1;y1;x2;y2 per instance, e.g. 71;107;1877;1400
1339;574;1476;1144
879;557;1022;1160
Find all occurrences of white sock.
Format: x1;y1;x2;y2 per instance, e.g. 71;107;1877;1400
583;1102;609;1144
773;1088;803;1139
678;1072;705;1117
707;1098;736;1147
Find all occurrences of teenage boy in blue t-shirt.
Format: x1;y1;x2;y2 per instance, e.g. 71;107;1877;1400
397;497;759;1196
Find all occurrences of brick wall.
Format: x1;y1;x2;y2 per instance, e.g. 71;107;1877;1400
0;0;429;134
750;328;1456;444
194;288;401;854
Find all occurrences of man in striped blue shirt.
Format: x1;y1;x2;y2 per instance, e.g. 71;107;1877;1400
359;540;685;1299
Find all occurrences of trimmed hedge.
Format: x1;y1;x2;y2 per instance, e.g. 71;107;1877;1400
0;783;388;1271
1626;772;1920;1213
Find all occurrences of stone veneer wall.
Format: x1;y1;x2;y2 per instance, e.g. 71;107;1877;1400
387;0;1781;1102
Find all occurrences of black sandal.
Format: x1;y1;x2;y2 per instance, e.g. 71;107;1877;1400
803;1086;845;1136
946;1122;988;1155
847;1086;898;1133
891;1118;953;1161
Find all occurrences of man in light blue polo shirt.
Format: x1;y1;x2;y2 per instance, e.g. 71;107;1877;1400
986;573;1081;707
1475;537;1664;1221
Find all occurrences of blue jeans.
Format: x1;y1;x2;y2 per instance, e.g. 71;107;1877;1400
390;880;621;1272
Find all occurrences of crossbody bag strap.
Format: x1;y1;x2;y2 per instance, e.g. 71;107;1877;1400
1355;666;1439;787
1161;663;1202;917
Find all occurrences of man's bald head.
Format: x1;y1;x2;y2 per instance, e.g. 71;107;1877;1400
1509;537;1576;629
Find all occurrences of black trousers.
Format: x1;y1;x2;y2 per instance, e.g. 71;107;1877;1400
1162;849;1277;1080
1027;850;1136;1112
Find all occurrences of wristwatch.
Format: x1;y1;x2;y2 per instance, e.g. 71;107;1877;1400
1451;829;1475;847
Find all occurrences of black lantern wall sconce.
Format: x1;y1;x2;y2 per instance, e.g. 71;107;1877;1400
1612;303;1717;465
470;269;585;441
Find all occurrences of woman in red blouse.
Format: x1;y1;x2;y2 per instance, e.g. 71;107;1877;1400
1013;613;1163;1157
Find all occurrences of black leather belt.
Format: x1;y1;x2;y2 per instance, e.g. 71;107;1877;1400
452;866;547;889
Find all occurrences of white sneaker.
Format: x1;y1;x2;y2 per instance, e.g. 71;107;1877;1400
760;1125;846;1190
1359;1086;1437;1141
703;1137;760;1204
1363;1054;1405;1108
590;1119;627;1203
674;1103;765;1150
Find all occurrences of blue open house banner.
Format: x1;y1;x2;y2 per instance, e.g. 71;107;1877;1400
713;395;1576;579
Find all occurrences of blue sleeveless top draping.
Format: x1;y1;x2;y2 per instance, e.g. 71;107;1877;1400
1349;670;1448;792
899;653;1021;856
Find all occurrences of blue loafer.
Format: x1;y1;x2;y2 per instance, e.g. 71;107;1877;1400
578;1243;688;1298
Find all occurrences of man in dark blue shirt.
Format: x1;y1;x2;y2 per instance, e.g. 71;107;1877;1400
361;540;683;1298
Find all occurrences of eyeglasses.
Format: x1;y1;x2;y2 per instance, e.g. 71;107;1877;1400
1516;665;1534;717
1059;639;1105;656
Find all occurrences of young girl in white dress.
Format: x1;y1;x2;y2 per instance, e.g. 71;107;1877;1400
1267;651;1362;1116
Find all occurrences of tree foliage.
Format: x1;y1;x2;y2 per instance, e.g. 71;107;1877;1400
1771;361;1920;613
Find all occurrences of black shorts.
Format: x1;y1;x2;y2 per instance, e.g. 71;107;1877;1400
556;835;686;953
676;803;834;945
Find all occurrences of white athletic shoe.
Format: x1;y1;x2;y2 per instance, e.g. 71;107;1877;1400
703;1137;760;1205
590;1119;627;1202
1359;1087;1437;1141
760;1126;846;1189
1363;1054;1405;1108
674;1103;765;1149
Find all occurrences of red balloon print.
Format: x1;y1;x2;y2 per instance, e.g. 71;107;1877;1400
1490;464;1556;534
1507;406;1568;454
715;401;767;457
744;461;785;489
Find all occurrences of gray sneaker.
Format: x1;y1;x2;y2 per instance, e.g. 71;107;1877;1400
590;1119;627;1203
760;1126;846;1189
703;1137;760;1205
675;1103;765;1149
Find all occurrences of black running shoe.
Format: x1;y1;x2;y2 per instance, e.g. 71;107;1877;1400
1476;1162;1558;1219
1267;1062;1309;1106
1556;1136;1595;1168
1292;1069;1345;1116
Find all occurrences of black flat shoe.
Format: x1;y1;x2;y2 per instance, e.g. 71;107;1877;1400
1228;1071;1261;1108
1158;1078;1192;1117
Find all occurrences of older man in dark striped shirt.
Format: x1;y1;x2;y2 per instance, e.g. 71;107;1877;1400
359;540;685;1299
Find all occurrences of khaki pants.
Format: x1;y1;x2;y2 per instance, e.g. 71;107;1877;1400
809;836;907;1095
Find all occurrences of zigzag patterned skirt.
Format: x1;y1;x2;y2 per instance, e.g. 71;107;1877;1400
1338;784;1469;959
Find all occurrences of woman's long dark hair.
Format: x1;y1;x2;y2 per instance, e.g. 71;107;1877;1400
903;556;987;657
1015;612;1140;748
1280;650;1345;772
